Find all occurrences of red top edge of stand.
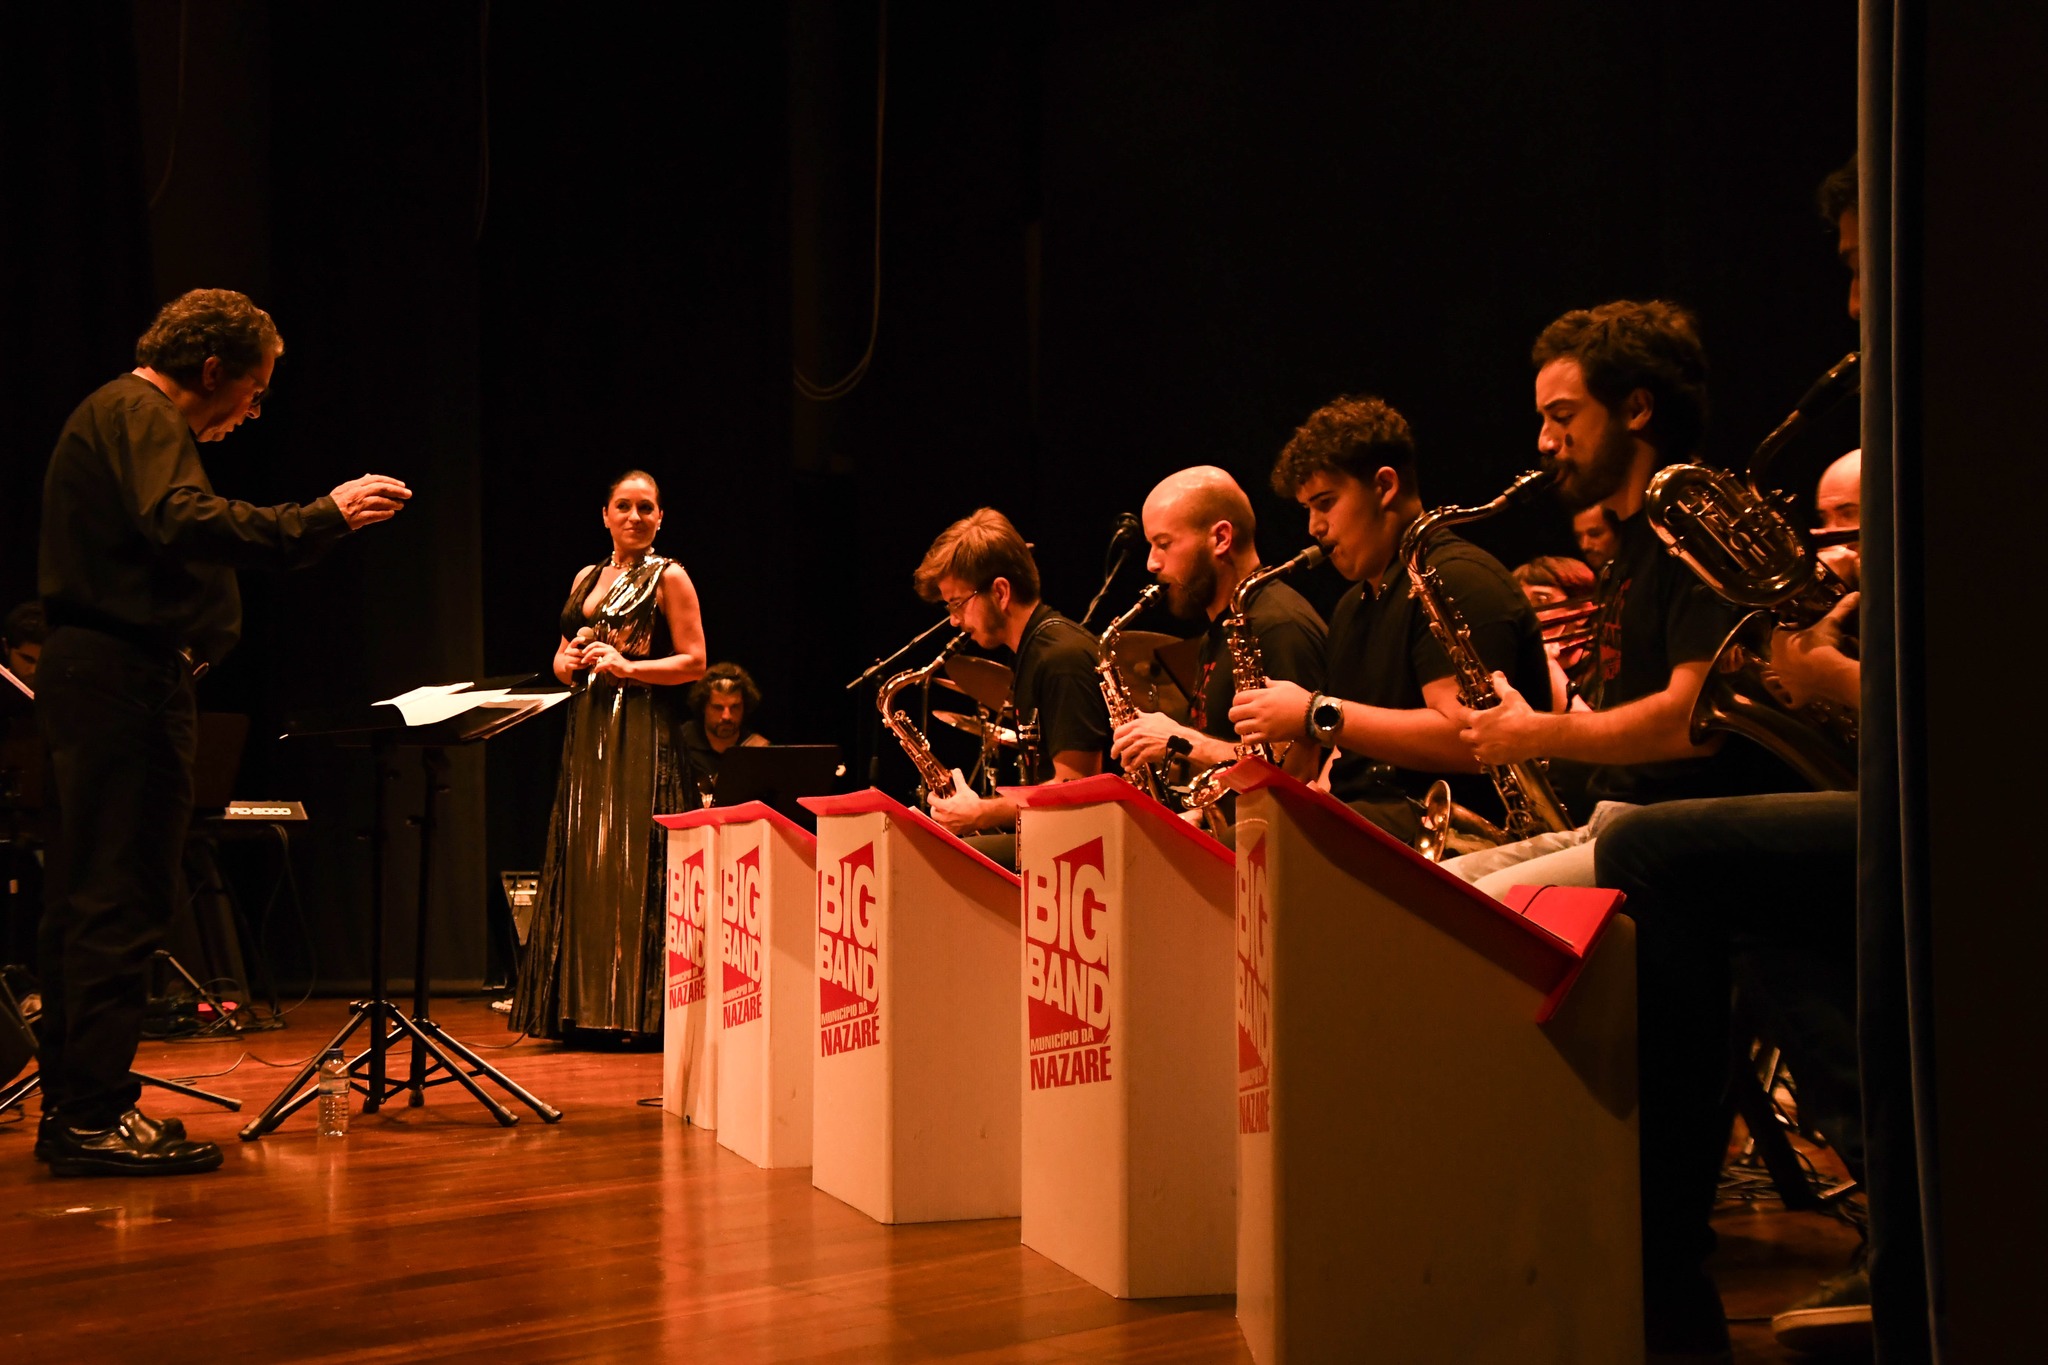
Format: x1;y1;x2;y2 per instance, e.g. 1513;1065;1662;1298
654;801;816;849
1223;757;1622;1020
800;789;1021;886
1002;774;1233;866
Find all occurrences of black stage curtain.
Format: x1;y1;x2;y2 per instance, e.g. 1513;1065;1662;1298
1867;2;2048;1360
1856;2;1934;1357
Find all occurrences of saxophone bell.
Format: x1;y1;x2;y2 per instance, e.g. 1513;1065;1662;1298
877;631;968;803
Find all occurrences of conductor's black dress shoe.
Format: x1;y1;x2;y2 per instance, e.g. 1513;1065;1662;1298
41;1108;221;1177
36;1107;186;1161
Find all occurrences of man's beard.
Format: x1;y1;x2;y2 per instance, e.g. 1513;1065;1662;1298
1164;555;1219;621
706;718;741;744
1555;420;1636;509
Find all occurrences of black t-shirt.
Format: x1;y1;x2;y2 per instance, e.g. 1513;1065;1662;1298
39;374;349;663
678;718;763;802
1189;578;1328;739
1323;531;1552;822
1580;508;1796;803
1012;603;1111;784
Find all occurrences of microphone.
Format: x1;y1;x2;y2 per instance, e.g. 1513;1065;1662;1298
1084;515;1146;630
571;627;596;688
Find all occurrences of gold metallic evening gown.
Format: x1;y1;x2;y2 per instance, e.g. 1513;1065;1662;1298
512;557;688;1038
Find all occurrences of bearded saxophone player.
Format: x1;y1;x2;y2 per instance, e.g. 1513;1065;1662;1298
910;508;1110;872
1110;467;1328;809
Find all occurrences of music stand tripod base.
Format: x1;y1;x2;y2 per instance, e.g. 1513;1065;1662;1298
241;698;565;1139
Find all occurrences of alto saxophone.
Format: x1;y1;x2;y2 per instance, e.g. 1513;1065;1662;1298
1096;584;1170;802
1644;352;1860;790
1185;543;1327;810
877;632;966;801
1398;469;1577;861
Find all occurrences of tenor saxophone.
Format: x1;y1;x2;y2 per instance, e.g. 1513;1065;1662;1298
1096;584;1170;802
877;632;965;801
1398;469;1577;860
1184;543;1326;810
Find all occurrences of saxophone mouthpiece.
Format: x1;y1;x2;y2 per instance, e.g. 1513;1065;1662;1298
1506;467;1559;502
1295;543;1327;570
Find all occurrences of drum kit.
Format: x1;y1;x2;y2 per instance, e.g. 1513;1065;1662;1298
917;630;1185;793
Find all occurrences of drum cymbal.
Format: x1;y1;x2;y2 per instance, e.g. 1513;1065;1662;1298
942;654;1014;712
929;674;975;700
1107;630;1183;667
931;709;1021;749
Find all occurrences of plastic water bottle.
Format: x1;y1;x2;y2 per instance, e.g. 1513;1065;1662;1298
316;1048;350;1137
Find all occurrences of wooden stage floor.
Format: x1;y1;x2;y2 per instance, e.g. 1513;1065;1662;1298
0;998;1860;1363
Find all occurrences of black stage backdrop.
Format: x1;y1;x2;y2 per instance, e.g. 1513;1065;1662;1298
3;1;1858;991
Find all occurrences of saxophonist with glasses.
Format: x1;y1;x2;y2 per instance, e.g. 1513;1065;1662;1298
911;509;1108;872
1228;395;1552;853
1107;467;1327;804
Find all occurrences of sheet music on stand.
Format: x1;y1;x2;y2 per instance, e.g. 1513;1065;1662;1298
239;674;568;1139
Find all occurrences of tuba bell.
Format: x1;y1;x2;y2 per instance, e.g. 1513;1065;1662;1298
1645;352;1860;789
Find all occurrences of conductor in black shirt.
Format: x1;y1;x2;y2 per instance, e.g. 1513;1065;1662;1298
914;509;1108;870
1230;395;1552;849
1109;466;1326;784
32;289;409;1176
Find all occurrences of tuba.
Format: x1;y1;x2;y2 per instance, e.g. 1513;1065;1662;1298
877;632;966;801
1645;352;1860;790
1185;543;1326;810
1096;584;1170;802
1399;469;1578;861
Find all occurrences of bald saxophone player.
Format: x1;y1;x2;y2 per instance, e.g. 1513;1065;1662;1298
1109;467;1327;791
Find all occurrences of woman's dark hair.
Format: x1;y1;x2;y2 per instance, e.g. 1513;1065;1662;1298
1531;300;1708;459
606;469;661;505
134;289;282;389
1817;155;1857;223
1270;394;1419;498
687;662;762;719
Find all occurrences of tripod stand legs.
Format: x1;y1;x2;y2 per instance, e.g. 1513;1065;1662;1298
238;998;562;1139
411;1016;562;1123
1;1066;242;1117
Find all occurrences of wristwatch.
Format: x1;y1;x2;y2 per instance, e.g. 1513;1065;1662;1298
1307;692;1346;744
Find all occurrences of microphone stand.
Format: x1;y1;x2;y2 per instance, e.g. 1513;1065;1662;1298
846;614;954;787
1080;532;1142;632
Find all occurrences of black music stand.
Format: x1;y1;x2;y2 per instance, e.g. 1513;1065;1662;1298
239;679;565;1139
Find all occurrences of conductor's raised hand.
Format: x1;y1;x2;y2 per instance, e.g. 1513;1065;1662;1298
330;474;413;530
